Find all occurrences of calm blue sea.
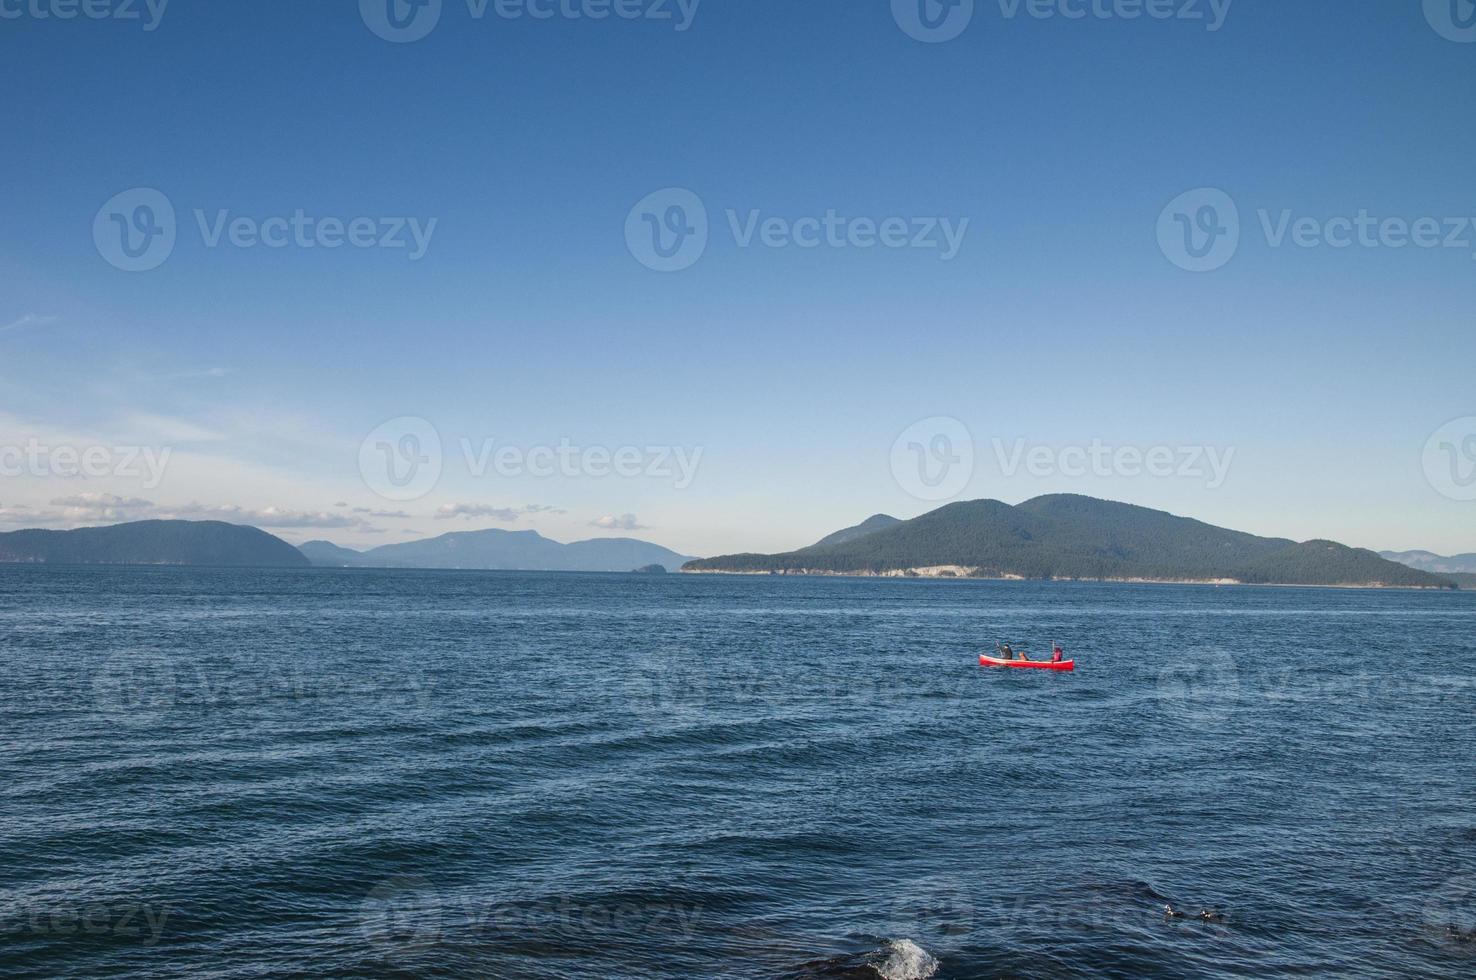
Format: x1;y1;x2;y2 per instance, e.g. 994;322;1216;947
2;566;1474;979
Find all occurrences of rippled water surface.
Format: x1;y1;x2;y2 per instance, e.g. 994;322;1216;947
2;566;1475;978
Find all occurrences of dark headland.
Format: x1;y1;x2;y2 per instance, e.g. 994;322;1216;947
0;521;310;568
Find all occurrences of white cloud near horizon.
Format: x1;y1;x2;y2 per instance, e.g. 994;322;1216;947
172;503;367;529
49;493;157;523
590;513;649;531
0;493;376;531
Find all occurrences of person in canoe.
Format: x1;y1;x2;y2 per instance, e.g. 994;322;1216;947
1051;643;1066;664
997;642;1031;662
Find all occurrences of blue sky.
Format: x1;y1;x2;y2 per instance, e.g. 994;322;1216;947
2;0;1474;555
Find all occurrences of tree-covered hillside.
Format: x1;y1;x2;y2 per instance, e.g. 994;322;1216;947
807;514;902;549
684;495;1454;589
0;521;309;567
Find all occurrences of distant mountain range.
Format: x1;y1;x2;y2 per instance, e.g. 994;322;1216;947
0;507;1463;588
0;521;309;567
0;520;692;573
684;495;1457;589
299;528;694;573
1379;550;1476;575
1379;550;1476;591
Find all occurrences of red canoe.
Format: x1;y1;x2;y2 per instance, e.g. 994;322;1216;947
979;654;1075;671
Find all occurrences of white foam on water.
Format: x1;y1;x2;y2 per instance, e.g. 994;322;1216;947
871;938;939;980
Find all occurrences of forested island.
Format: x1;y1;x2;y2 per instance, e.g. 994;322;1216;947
683;495;1456;589
0;521;309;567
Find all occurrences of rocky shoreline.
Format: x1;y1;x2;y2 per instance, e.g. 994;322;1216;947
679;566;1456;589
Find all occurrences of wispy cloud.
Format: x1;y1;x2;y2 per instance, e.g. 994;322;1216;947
0;314;58;334
436;503;565;521
436;503;521;522
120;413;226;444
170;503;367;529
144;367;234;383
590;513;649;531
